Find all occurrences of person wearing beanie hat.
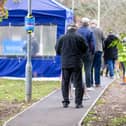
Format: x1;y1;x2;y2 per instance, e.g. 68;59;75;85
81;17;90;23
81;17;90;27
67;24;77;30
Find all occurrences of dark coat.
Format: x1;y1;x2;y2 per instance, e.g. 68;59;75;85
104;34;118;60
55;29;88;68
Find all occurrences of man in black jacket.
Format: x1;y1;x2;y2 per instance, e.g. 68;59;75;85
104;32;118;78
55;24;88;108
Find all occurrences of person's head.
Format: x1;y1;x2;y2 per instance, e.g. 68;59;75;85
81;17;90;27
67;24;77;31
90;19;97;28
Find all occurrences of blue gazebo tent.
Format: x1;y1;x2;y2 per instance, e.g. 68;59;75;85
0;0;73;78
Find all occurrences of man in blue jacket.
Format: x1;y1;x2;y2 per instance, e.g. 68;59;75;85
55;24;88;108
77;17;96;90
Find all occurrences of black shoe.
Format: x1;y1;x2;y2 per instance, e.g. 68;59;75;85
63;102;69;108
75;104;83;108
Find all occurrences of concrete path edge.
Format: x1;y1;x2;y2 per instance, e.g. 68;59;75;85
3;89;60;126
78;79;115;126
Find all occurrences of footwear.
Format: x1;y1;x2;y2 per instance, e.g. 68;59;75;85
106;74;108;77
75;104;83;108
95;84;101;88
63;102;69;108
87;87;95;91
72;87;75;90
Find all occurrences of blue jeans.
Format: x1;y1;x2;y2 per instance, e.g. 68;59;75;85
83;52;94;88
106;59;115;77
91;51;102;85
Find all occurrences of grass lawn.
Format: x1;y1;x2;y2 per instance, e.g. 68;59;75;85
0;79;60;126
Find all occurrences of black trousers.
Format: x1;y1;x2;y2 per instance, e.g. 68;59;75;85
62;67;84;105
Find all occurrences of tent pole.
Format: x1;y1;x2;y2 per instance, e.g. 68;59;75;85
25;0;32;102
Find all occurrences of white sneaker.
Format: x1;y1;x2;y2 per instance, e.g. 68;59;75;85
72;87;75;90
87;87;95;91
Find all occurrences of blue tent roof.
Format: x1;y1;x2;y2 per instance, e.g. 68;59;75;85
6;0;65;11
5;0;67;18
0;0;73;37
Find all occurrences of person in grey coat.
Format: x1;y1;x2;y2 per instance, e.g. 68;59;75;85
90;19;105;87
55;24;88;108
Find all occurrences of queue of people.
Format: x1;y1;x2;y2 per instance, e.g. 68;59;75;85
55;17;120;109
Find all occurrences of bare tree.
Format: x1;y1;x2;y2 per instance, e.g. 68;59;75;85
56;0;126;33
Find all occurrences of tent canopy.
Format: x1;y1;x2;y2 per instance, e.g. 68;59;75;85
0;0;73;77
0;0;73;37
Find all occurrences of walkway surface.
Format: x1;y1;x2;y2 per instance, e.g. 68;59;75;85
4;77;114;126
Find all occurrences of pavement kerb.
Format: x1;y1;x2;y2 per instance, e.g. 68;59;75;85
3;89;60;126
78;79;116;126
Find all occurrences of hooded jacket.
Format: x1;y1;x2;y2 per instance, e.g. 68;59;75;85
104;34;118;60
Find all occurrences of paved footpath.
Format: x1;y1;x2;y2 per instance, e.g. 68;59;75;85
4;77;114;126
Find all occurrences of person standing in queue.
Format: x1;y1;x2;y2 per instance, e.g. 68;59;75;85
90;19;105;87
55;24;88;108
104;31;118;79
77;17;96;91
